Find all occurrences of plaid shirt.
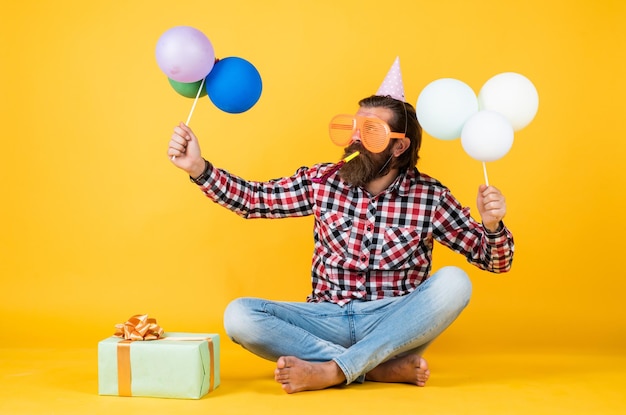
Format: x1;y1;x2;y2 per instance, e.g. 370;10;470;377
196;161;514;306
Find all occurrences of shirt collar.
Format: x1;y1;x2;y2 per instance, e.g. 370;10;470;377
389;168;416;197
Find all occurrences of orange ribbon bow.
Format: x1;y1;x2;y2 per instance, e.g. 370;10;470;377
114;314;164;341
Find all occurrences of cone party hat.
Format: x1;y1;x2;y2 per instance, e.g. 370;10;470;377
375;56;406;102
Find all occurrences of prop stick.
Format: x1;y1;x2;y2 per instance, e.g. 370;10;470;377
185;77;205;125
482;161;490;186
312;151;360;184
171;77;206;161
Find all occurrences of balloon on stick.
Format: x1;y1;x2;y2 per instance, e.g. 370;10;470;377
156;26;215;83
478;72;538;131
156;26;215;160
460;110;514;185
205;57;263;113
416;78;478;140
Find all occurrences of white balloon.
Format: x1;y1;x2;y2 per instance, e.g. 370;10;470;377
416;78;478;140
461;110;514;162
478;72;539;131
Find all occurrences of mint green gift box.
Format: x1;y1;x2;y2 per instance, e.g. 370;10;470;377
98;332;220;399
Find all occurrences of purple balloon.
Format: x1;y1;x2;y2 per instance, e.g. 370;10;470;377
155;26;215;83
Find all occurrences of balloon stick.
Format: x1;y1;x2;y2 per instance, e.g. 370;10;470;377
186;77;205;125
172;77;206;161
482;161;490;186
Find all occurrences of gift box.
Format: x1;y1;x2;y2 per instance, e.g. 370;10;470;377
98;315;220;399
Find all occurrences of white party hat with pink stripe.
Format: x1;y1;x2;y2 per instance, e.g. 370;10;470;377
376;56;406;102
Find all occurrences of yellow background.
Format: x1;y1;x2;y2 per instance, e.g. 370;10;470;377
1;0;624;355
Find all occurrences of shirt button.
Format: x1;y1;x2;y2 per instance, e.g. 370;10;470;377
366;225;372;231
361;255;367;262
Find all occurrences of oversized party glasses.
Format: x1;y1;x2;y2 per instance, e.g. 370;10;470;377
329;114;405;153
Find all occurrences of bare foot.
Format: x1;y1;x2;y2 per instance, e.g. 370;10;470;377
274;356;346;394
365;355;430;386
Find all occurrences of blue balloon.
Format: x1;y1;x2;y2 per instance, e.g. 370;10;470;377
205;57;262;113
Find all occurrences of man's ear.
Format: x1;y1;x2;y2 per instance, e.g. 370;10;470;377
393;137;411;157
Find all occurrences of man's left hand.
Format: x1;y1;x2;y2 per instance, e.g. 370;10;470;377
476;185;507;232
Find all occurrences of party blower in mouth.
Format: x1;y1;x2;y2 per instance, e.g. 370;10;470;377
311;151;360;184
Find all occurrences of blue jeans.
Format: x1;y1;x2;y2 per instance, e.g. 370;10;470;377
223;266;472;384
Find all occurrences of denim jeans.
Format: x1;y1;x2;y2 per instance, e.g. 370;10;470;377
223;266;472;384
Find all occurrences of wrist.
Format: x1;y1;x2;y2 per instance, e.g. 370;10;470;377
189;158;208;180
483;221;503;234
189;159;210;184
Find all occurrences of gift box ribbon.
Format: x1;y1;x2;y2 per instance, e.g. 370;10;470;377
113;314;215;397
114;314;164;341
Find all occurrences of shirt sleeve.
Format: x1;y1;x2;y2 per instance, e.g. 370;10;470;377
432;188;514;273
193;161;316;219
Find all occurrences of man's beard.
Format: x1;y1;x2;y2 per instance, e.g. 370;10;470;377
338;142;394;188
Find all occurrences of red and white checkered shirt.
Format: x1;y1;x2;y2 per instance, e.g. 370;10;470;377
197;161;514;306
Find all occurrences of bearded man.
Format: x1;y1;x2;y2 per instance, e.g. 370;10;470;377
167;76;514;394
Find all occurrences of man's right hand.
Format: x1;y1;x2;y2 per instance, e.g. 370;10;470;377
168;122;206;178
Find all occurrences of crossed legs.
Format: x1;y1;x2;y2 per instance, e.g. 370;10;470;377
223;266;471;393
